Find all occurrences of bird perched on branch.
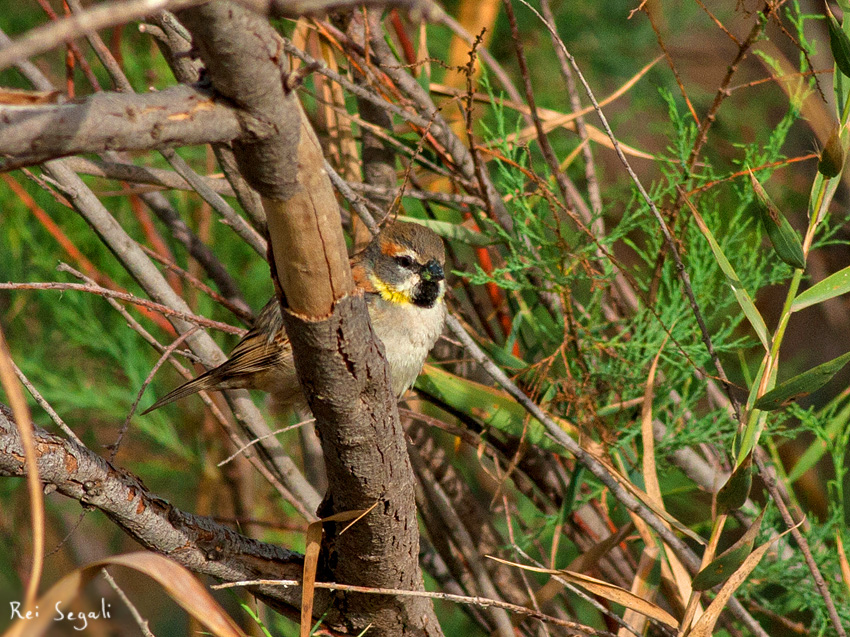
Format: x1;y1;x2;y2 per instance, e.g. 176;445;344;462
143;221;447;414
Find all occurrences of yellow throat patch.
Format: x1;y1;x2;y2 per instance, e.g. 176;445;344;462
370;274;413;305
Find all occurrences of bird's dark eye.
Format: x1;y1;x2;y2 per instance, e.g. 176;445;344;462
395;255;415;268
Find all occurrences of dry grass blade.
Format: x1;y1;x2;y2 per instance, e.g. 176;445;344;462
576;124;657;161
617;545;660;637
301;505;377;636
533;523;635;607
502;55;662;145
0;328;44;613
566;522;634;575
3;552;245;637
835;530;850;598
635;339;694;617
641;338;667;509
582;441;705;545
488;556;678;629
301;521;322;637
431;55;661;162
688;523;798;637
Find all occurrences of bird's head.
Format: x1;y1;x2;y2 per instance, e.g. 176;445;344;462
353;221;446;308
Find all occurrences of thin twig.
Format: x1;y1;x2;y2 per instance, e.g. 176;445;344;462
58;263;200;363
324;159;379;234
101;568;156;637
218;419;314;467
685;6;771;173
11;362;83;445
501;495;552;637
508;541;642;637
306;84;472;186
140;245;253;323
433;11;525;107
108;328;198;462
62;156;236;196
347;181;486;208
159;148;267;256
213;577;615;636
755;452;847;637
539;0;602;223
501;0;585;216
0;279;246;336
135;188;251;313
283;37;441;133
65;0;131;92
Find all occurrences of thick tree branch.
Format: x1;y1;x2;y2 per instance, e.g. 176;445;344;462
0;85;240;170
0;403;311;617
176;3;442;635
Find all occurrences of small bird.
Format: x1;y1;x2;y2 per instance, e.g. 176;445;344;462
143;221;447;414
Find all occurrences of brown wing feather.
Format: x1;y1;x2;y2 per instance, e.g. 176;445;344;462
142;299;292;414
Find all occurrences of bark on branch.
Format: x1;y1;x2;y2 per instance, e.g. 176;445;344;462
176;3;442;635
0;85;241;170
0;403;309;618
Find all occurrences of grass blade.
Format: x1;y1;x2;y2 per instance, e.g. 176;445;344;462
755;351;850;410
792;264;850;312
686;195;770;350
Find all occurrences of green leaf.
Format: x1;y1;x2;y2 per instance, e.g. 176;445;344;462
755;351;850;410
692;508;766;591
791;265;850;312
808;168;842;225
749;170;806;270
689;202;770;350
716;452;753;514
415;363;568;453
827;4;850;79
817;125;846;178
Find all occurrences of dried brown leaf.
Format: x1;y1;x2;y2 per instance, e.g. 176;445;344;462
3;552;244;637
489;556;677;628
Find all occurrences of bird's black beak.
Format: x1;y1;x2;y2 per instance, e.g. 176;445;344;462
421;260;445;282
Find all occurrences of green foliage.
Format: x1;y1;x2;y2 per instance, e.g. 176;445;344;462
451;3;850;630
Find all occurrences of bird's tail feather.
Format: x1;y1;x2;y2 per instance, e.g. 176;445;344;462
141;370;220;415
